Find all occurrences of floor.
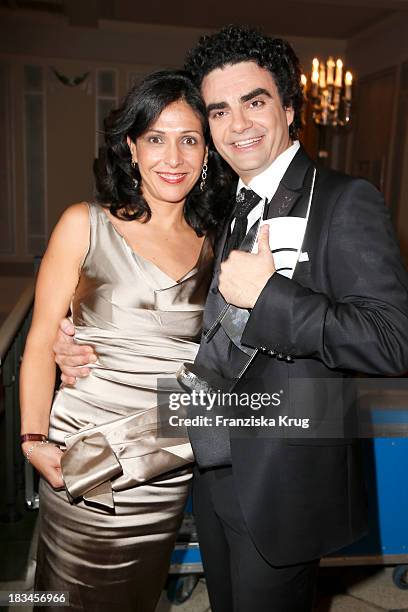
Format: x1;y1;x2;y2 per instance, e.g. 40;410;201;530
0;508;407;612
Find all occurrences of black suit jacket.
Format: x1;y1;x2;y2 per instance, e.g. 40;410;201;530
196;146;408;565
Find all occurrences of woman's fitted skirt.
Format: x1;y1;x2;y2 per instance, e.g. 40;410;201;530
35;468;191;612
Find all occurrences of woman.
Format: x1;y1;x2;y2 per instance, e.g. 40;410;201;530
20;70;230;611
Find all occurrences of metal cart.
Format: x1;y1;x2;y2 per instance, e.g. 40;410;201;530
167;496;204;605
321;435;408;590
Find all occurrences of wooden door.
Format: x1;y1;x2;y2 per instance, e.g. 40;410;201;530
351;67;397;201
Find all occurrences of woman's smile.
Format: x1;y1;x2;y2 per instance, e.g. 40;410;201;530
156;171;188;184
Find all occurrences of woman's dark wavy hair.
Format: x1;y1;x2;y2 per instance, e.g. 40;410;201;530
94;70;233;235
184;25;304;140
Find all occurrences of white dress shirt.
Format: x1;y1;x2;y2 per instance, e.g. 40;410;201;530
232;140;300;234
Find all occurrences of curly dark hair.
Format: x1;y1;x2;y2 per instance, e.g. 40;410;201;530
184;25;304;140
94;70;233;235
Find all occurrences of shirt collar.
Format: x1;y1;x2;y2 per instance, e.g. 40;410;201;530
236;140;300;202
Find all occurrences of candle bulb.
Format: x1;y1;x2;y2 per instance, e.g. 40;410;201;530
326;57;335;86
311;70;319;84
311;61;319;97
335;59;343;88
319;63;326;89
301;74;307;89
345;71;353;100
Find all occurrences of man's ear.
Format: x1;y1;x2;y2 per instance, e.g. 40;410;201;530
127;136;137;163
285;106;294;128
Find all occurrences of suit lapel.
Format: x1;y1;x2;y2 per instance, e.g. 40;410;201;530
216;219;230;268
267;181;303;218
266;146;314;220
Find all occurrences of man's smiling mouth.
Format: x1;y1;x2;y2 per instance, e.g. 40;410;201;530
232;136;263;149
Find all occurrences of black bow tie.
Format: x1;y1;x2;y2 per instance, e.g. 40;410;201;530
225;188;262;257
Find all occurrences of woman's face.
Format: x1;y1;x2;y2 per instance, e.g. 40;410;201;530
129;99;207;207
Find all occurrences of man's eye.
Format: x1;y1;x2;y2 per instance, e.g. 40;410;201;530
211;110;226;119
250;99;264;108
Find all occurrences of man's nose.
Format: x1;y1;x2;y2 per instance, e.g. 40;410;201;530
230;107;253;134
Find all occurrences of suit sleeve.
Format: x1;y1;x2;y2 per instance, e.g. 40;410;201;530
241;178;408;375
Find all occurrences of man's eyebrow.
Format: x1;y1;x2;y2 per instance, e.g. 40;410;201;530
206;101;228;114
241;88;272;103
206;89;272;114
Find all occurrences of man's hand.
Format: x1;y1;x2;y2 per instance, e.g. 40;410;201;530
219;224;276;308
53;318;97;385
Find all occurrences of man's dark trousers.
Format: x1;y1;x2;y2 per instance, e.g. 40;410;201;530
192;466;319;612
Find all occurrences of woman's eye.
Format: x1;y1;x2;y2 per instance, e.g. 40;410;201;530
183;137;197;145
148;136;163;144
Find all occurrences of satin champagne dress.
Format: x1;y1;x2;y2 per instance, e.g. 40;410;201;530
35;202;213;611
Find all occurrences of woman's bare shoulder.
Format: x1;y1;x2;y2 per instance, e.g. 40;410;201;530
46;202;90;259
59;202;90;224
52;202;89;235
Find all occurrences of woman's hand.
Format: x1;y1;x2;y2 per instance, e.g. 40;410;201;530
22;442;65;489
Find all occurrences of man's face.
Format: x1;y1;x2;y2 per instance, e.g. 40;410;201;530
201;61;294;183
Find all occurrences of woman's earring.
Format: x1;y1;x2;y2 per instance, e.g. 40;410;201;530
200;163;208;192
131;158;138;188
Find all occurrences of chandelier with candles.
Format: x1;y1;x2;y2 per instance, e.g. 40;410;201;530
302;57;353;127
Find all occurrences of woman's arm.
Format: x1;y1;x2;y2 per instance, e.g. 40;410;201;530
20;203;90;487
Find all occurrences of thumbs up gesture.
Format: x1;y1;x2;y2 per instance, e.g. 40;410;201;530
219;224;276;309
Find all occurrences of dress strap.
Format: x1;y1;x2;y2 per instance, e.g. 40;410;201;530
79;202;101;272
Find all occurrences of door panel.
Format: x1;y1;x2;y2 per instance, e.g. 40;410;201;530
352;68;397;199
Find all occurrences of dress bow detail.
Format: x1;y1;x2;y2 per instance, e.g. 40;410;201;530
60;407;194;512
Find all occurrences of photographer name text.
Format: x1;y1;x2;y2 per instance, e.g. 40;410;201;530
168;415;310;429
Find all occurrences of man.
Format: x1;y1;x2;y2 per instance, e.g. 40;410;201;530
54;26;408;611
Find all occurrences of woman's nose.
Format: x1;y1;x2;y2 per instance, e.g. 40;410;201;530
165;142;183;167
